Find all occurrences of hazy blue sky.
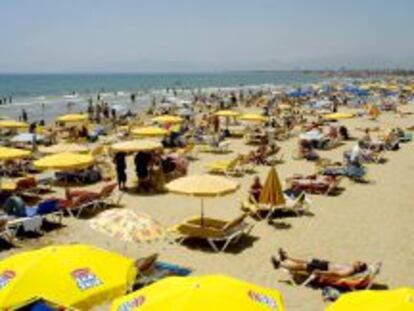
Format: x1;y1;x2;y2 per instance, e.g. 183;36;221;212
1;0;413;72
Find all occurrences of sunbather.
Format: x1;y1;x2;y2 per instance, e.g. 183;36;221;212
249;176;263;202
298;139;319;161
287;174;339;195
271;249;368;279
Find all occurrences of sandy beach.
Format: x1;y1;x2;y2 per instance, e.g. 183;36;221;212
1;103;413;310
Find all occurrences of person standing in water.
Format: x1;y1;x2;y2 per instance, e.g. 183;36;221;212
21;109;28;122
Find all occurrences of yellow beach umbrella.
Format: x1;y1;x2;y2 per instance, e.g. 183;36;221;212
111;140;162;153
238;113;267;123
56;113;88;123
326;288;414;311
0;146;30;161
0;181;17;192
166;174;239;198
166;175;239;223
130;126;168;138
259;167;286;206
0;120;29;130
34;152;94;171
323;112;354;121
214;110;240;117
0;244;137;309
152;115;183;124
0;147;30;191
111;275;286;311
38;143;89;154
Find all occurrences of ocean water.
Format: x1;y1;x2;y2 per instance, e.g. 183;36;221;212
0;72;322;121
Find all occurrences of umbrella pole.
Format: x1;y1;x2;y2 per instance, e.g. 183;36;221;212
201;198;204;227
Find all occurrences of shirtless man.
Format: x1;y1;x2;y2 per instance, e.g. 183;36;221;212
271;249;367;278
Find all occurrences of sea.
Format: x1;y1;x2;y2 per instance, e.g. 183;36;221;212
0;72;323;122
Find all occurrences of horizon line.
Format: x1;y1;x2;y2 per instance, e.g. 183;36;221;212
1;68;414;75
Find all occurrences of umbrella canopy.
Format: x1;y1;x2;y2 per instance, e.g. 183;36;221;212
0;181;17;191
0;120;29;130
111;140;162;153
0;244;137;309
326;288;414;311
0;146;31;161
56;113;88;123
166;175;239;198
38;143;88;154
214;110;240;117
89;209;166;243
111;275;286;311
152;115;183;124
11;133;44;144
130;127;168;138
238;113;267;123
259;167;286;206
34;152;94;171
166;175;239;223
323;112;354;121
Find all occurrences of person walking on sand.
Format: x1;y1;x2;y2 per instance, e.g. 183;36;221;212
114;152;127;190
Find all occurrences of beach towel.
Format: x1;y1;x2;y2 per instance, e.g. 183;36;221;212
22;216;42;232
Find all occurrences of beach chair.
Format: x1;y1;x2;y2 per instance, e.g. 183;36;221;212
266;151;284;166
3;198;64;238
58;193;98;218
25;199;64;224
287;175;342;196
281;262;382;291
96;183;121;206
205;155;242;176
241;192;309;220
0;218;16;243
199;141;231;154
176;143;198;160
67;183;121;208
171;214;254;252
238;154;255;173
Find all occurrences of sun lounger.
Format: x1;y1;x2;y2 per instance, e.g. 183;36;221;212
58;193;98;218
176;143;198;160
6;216;43;234
171;214;254;252
282;262;382;291
241;192;309;220
2;198;64;238
237;154;255;173
287;175;342;196
0;217;16;243
205;155;242;176
67;183;121;208
199;141;231;154
25;199;64;224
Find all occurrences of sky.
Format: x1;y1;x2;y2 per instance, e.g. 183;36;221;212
0;0;413;73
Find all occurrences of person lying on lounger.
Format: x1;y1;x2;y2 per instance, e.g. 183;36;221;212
271;248;368;278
